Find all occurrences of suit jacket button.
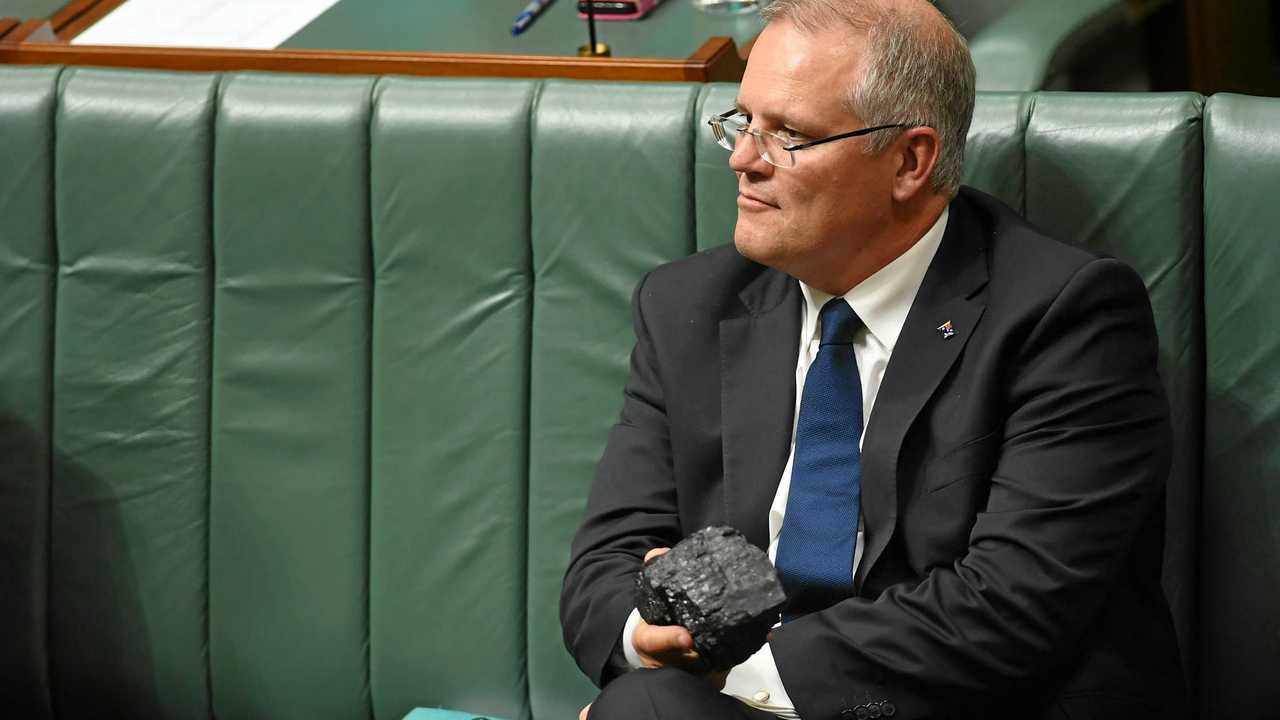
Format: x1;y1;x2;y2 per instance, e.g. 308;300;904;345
881;702;896;717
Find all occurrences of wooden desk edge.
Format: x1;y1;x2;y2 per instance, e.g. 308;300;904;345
691;36;747;83
0;0;121;43
1;35;747;83
0;18;20;41
52;0;125;39
5;18;48;42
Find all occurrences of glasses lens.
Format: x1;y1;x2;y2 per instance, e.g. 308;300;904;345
713;114;744;151
711;113;795;167
756;131;794;168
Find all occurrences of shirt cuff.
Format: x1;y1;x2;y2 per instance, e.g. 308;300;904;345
722;631;797;718
621;607;645;669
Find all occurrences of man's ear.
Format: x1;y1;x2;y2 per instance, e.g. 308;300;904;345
892;126;941;202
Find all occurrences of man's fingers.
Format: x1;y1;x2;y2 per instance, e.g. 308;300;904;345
640;647;702;670
643;547;670;563
579;703;591;720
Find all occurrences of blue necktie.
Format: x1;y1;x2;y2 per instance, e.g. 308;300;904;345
775;298;863;618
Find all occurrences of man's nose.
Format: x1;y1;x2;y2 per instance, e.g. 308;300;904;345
728;134;772;175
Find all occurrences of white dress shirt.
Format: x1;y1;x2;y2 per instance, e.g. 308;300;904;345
621;209;948;718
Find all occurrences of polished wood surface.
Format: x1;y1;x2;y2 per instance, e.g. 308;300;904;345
6;16;43;41
0;35;746;82
51;0;122;39
0;0;119;41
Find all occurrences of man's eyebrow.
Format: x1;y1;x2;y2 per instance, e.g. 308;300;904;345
733;100;779;123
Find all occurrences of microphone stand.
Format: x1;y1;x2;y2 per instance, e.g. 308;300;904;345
577;1;611;56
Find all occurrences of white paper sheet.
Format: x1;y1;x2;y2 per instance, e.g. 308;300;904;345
71;0;344;49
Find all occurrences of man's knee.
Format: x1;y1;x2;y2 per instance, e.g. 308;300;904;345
589;667;725;720
590;668;658;720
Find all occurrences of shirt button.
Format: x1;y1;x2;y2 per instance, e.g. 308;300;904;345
753;690;771;703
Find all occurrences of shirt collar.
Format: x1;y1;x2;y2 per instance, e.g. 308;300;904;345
799;207;948;352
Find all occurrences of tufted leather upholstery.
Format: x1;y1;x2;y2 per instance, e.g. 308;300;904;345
1200;93;1280;719
0;66;1276;720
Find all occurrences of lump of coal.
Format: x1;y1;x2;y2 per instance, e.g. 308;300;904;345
635;526;787;672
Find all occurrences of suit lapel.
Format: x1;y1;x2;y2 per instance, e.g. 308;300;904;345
720;267;802;551
855;199;990;590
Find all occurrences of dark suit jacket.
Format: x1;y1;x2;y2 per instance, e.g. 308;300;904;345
561;188;1186;719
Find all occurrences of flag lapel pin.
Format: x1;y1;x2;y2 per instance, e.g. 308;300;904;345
936;320;956;339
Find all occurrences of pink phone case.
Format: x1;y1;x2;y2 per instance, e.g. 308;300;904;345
578;0;664;21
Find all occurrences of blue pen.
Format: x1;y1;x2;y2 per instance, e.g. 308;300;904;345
512;0;556;36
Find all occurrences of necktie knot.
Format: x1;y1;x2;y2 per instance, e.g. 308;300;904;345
819;298;860;346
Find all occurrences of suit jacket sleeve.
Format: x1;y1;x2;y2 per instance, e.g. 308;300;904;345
561;271;683;687
771;258;1173;718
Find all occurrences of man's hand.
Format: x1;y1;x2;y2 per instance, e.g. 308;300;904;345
633;548;698;668
577;549;732;720
631;549;729;690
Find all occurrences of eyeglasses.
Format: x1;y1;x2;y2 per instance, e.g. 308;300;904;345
707;109;912;168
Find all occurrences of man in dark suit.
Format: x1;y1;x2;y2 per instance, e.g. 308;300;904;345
561;1;1185;718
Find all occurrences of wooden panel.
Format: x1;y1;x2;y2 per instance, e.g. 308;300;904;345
690;34;748;82
0;35;746;82
0;0;120;42
52;0;123;39
5;18;46;42
0;17;20;40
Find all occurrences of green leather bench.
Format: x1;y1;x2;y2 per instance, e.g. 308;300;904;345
0;66;1276;720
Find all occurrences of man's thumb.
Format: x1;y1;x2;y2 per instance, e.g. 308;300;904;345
643;547;671;563
644;624;693;650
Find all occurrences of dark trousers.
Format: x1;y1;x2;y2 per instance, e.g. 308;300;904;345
587;668;1178;720
589;668;781;720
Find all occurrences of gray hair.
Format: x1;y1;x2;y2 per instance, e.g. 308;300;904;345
760;0;975;197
